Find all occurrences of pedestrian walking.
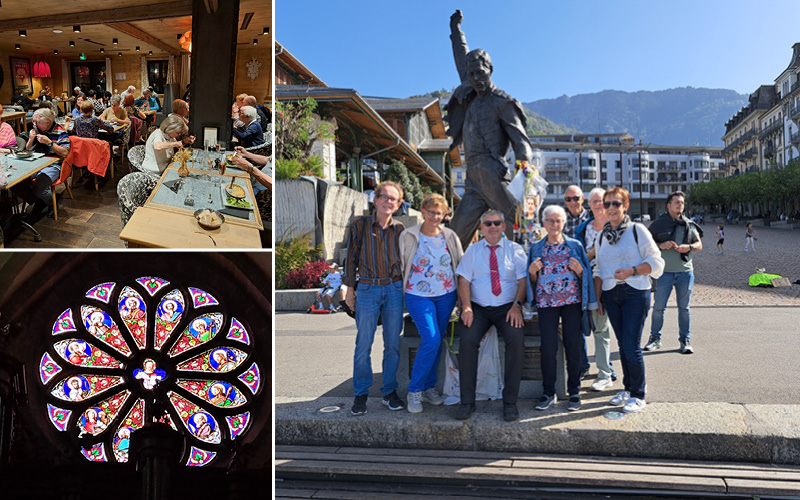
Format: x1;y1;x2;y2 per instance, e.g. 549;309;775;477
594;187;664;413
745;223;757;252
399;194;463;413
644;191;703;355
344;181;406;416
716;226;724;254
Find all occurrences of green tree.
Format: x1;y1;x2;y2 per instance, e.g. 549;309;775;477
382;159;424;209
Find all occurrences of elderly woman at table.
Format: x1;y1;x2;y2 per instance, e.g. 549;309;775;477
140;115;191;177
232;106;265;149
99;95;130;127
14;107;70;219
74;100;114;139
0;104;19;154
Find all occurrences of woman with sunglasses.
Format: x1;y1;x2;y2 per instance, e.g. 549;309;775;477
399;193;464;413
528;205;596;412
593;187;664;413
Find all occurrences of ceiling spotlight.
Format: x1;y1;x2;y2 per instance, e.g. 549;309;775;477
118;52;122;56
261;27;269;35
100;48;105;53
136;46;140;51
54;49;58;54
73;25;81;33
253;38;258;45
15;44;20;50
19;30;26;37
69;41;75;47
148;51;153;55
113;38;118;45
53;29;63;34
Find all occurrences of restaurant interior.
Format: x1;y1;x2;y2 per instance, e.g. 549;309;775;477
0;0;272;248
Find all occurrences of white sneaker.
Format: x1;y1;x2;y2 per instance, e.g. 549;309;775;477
591;377;614;391
421;388;444;406
609;390;630;406
622;397;647;413
407;391;423;413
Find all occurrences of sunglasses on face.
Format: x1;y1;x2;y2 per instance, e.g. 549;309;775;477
603;201;623;209
482;220;503;227
564;196;581;202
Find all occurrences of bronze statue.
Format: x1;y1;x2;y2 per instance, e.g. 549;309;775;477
446;10;533;249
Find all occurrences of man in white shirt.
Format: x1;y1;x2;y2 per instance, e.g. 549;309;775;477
454;210;528;421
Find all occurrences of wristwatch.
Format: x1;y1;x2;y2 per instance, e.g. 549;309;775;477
513;300;523;307
631;266;638;276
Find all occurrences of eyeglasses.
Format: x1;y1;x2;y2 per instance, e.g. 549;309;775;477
377;194;399;203
425;209;445;217
543;218;564;224
589;199;604;205
482;220;503;227
564;196;582;202
603;201;624;209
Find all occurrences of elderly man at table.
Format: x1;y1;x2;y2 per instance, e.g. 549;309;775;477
0;104;19;154
121;85;136;102
454;209;528;422
135;89;160;113
170;99;190;125
87;90;106;115
232;106;265;149
13;108;70;220
243;95;269;125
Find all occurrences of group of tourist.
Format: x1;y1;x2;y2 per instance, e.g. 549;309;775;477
344;180;709;421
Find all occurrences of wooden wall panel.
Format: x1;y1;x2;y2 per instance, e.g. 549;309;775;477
233;45;270;106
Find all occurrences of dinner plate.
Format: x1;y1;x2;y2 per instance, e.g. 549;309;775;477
220;185;254;210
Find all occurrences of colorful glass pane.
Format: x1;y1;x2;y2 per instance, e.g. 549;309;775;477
76;390;130;438
155;289;185;351
226;412;250;440
53;339;123;369
226;318;251;345
136;276;170;297
47;404;71;431
80;305;132;357
81;443;108;462
39;352;62;385
175;346;247;373
186;446;216;467
238;362;261;395
113;399;145;463
118;286;147;350
133;358;167;390
52;308;77;336
188;287;219;308
167;312;224;358
85;282;115;304
51;375;124;402
175;379;247;408
167;392;222;444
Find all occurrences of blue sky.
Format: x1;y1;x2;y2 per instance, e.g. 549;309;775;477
277;0;800;102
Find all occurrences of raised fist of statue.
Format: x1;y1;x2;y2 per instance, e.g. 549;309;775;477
450;10;463;30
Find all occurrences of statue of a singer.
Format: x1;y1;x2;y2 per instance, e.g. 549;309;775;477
446;10;533;249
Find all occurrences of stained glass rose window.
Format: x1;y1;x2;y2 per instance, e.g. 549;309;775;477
39;277;261;466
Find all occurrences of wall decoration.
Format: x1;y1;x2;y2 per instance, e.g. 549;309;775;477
246;57;261;80
9;57;32;94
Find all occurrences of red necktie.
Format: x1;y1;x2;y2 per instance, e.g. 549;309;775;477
489;245;501;296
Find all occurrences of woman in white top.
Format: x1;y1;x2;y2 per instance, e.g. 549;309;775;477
141;115;190;176
593;187;664;414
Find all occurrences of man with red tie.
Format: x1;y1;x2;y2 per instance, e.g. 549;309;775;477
454;209;528;421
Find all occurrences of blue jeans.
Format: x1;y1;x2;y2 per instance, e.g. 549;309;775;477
603;284;650;400
353;281;404;396
405;291;457;393
650;270;694;341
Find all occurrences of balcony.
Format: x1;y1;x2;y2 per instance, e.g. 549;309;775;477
764;144;776;157
545;174;572;184
759;120;783;139
657;174;686;183
657;163;681;171
546;162;571;172
580;172;597;181
742;147;757;159
792;106;800;122
792;131;800;145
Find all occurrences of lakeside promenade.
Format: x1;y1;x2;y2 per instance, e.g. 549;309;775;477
275;224;800;496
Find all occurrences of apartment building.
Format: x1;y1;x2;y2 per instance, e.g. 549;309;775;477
528;134;723;218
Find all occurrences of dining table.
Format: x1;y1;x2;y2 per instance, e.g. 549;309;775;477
1;110;26;135
119;149;263;248
0;152;61;242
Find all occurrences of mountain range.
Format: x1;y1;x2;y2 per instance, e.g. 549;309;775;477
522;87;748;147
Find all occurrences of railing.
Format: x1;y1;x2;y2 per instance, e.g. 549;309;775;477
742;147;757;159
657;175;686;183
764;144;776;157
545;175;572;183
657;164;682;171
546;162;572;171
759;120;783;139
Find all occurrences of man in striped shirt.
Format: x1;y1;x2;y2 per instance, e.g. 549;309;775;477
344;181;406;416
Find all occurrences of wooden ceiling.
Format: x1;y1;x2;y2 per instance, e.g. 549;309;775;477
0;0;270;56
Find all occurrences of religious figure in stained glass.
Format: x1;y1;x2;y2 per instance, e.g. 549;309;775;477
133;358;166;390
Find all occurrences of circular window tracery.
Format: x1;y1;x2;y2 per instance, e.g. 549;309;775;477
38;277;262;467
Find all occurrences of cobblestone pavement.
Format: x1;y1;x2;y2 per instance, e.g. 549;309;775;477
674;224;800;306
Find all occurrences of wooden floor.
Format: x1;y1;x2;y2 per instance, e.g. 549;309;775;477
6;162;131;249
276;445;800;498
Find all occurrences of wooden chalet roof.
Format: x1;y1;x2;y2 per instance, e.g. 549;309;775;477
276;85;446;187
275;42;327;87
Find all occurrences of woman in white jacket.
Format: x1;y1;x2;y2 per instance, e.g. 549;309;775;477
594;187;664;413
399;194;463;413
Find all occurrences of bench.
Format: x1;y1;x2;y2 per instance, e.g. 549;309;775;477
398;314;568;400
